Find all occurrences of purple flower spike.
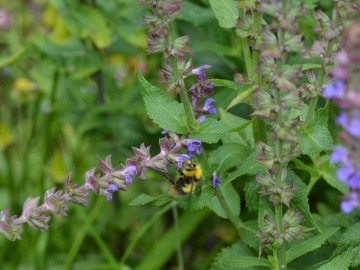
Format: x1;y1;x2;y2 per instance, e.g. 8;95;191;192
341;192;359;213
176;154;191;167
186;139;202;157
323;79;346;99
212;172;221;189
203;98;217;115
122;166;137;183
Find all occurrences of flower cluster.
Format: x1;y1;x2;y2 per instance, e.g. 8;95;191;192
189;65;216;122
324;21;360;213
139;0;192;92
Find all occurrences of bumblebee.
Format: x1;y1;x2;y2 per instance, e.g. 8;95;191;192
169;160;203;195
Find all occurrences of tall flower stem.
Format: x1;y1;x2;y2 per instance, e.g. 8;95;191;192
252;9;268;143
272;1;288;267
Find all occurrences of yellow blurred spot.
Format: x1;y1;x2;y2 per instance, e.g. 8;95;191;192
0;123;14;151
51;17;69;43
13;78;36;97
50;150;68;184
42;5;58;28
108;54;125;65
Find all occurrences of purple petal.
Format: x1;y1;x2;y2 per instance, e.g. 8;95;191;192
192;64;211;75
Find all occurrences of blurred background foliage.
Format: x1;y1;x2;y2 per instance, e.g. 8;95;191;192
0;0;337;269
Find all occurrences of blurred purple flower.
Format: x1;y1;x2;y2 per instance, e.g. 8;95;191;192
330;146;348;164
322;79;346;99
341;192;359;213
212;172;221;189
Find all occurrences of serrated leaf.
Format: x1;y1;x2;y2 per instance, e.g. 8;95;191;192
286;227;339;263
288;170;318;229
208;183;240;219
220;256;272;268
209;0;239;28
211;242;263;270
239;220;259;250
189;118;230;143
314;101;329;127
129;193;155;206
299;125;333;156
209;143;250;174
244;178;260;212
340;222;360;246
317;248;352;270
136;70;187;133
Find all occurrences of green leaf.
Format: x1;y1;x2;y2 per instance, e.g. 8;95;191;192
136;70;187;133
61;5;111;49
0;47;26;68
208;183;240;219
209;0;239;28
209;143;250;174
317;156;349;194
244;178;260;212
129;194;155;206
225;152;262;184
299;125;333;156
288;170;318;229
178;1;214;26
317;248;353;270
209;79;251;91
219;256;272;268
314;101;329;127
219;109;254;147
286;227;339;263
189;118;230;143
211;242;260;270
174;185;214;211
238;220;259;250
226;86;253;110
340;222;360;246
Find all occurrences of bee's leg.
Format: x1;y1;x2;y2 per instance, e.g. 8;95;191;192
162;172;176;184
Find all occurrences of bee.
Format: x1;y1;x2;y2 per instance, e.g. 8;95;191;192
169;159;203;195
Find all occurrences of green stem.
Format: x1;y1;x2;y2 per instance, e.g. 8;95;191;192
119;203;173;266
172;205;184;270
170;56;197;131
306;175;320;195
